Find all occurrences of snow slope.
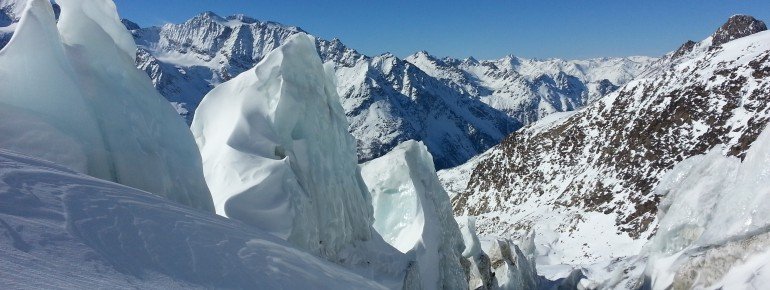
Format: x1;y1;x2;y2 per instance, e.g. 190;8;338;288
0;0;213;211
191;33;416;289
452;16;770;273
360;141;467;290
124;12;655;169
0;148;386;289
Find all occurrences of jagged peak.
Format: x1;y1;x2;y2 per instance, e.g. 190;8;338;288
410;50;437;61
671;40;697;60
121;18;140;31
225;14;257;24
711;14;767;47
463;56;479;64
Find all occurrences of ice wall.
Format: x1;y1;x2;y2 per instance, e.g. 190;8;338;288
0;0;213;211
456;216;540;290
360;140;468;290
190;33;417;289
642;124;770;289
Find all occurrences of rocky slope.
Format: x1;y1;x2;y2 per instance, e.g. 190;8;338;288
119;12;654;169
452;15;770;267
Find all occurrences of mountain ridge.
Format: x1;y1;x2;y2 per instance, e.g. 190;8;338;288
121;11;655;169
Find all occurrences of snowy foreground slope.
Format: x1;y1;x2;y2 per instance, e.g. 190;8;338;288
0;0;213;211
449;15;770;287
116;12;656;169
0;149;386;289
360;141;467;290
191;34;417;289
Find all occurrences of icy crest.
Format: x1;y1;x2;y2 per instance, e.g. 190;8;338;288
191;33;416;289
360;140;468;290
642;124;770;289
0;0;213;211
192;32;372;251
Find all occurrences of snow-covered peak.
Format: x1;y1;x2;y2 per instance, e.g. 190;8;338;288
711;14;767;47
225;13;257;24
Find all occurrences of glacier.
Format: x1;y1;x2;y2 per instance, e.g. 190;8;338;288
0;148;387;289
191;33;417;289
640;123;770;289
360;140;468;290
0;0;213;211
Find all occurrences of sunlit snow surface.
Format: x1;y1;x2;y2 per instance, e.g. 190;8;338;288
360;141;467;290
0;149;386;289
0;0;213;211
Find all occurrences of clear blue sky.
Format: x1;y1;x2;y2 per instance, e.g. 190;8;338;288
113;0;770;60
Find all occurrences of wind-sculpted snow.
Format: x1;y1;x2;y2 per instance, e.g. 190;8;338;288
453;21;770;275
360;141;467;290
191;33;416;289
0;149;387;289
0;0;213;211
125;12;653;169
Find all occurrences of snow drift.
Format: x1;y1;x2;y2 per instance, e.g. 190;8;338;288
0;148;386;289
0;0;213;211
191;33;416;289
360;140;468;290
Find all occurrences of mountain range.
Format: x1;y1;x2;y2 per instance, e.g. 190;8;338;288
118;12;656;169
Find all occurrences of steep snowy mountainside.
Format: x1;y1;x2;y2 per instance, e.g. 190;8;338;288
453;17;770;268
124;12;652;169
406;51;656;124
438;111;579;199
0;148;386;289
0;0;213;211
191;34;417;289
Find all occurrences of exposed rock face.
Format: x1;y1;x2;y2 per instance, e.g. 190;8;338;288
453;18;770;265
711;15;767;47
